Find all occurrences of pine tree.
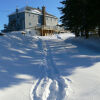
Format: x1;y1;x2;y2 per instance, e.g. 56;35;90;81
94;0;100;36
59;0;100;38
59;0;86;37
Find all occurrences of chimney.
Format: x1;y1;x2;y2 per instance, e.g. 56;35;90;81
42;6;46;26
16;7;19;19
16;8;18;13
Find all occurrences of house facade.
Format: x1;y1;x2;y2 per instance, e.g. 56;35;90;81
3;6;58;34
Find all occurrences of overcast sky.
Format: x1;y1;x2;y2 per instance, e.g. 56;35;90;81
0;0;62;31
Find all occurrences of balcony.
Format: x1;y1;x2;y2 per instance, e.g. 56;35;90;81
35;25;65;36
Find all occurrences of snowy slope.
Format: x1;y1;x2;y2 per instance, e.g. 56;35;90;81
0;32;100;100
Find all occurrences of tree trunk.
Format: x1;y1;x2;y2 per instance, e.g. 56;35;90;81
98;27;100;37
81;29;84;37
85;29;89;39
75;29;80;37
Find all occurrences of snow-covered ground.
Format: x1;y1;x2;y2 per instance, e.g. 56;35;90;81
0;32;100;100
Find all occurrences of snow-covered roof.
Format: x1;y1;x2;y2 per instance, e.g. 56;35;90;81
9;6;57;18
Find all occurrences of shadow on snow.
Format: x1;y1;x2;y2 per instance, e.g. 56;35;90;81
0;34;100;90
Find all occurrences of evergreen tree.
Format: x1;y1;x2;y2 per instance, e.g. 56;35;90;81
94;0;100;36
59;0;100;38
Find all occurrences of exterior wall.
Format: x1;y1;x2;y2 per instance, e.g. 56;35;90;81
25;12;40;29
9;12;25;30
8;10;58;31
18;13;25;30
46;16;58;26
9;15;16;22
26;29;41;36
25;12;58;30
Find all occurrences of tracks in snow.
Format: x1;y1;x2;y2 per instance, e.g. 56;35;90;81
30;38;72;100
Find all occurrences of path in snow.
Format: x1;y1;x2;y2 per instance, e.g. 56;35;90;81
30;38;72;100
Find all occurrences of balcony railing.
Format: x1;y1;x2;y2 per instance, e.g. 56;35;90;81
35;25;64;32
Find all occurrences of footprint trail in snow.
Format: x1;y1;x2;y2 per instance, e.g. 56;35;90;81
30;38;73;100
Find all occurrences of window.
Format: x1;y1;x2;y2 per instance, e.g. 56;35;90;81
29;22;31;25
38;15;42;24
50;18;52;21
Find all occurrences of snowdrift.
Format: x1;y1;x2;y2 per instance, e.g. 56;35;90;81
0;32;100;100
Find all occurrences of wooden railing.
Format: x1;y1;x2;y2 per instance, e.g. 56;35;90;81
35;25;64;32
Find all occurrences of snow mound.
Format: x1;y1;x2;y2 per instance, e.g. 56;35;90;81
34;33;75;40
